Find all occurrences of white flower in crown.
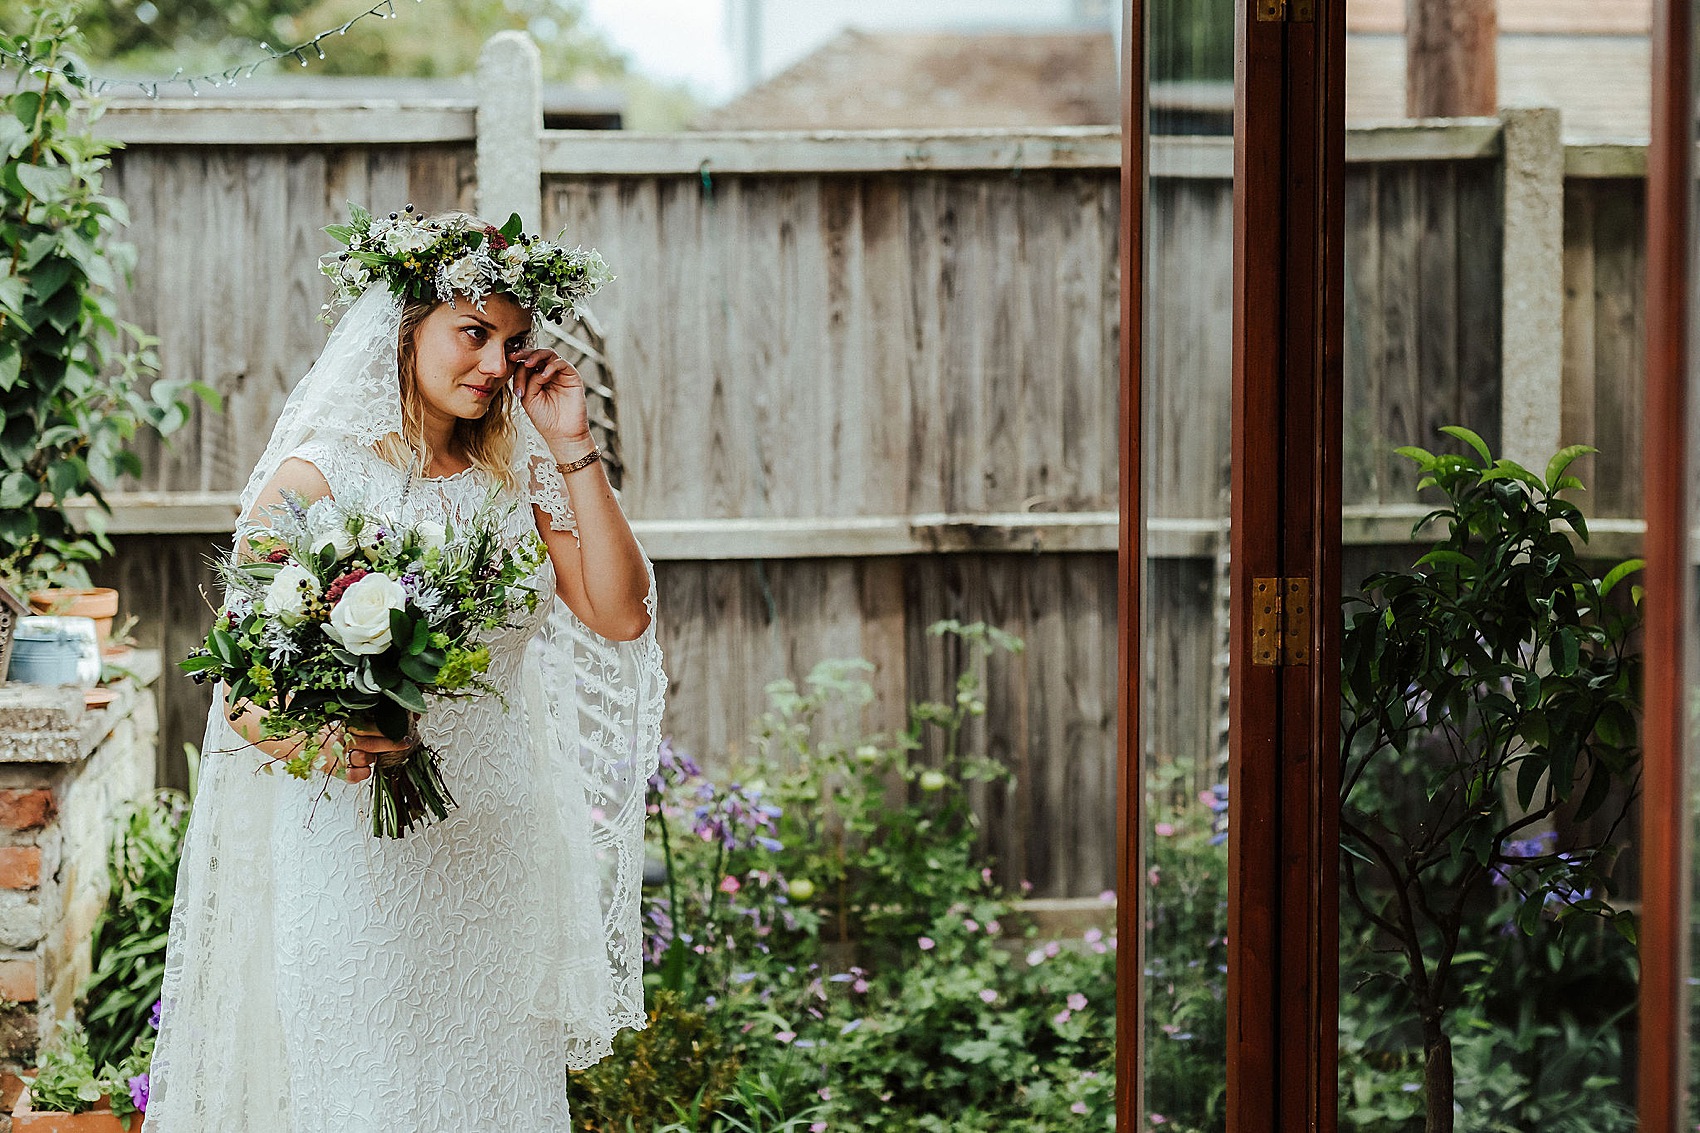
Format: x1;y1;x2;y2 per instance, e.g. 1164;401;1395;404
386;224;433;255
440;254;489;299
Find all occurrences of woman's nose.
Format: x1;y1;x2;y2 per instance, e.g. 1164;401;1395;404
477;344;510;376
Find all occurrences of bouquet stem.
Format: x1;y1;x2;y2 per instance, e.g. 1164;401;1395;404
369;737;456;838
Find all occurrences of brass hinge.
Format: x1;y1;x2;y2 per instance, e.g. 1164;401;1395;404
1251;577;1312;667
1256;0;1315;21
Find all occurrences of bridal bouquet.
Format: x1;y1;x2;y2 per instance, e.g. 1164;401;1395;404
181;490;547;838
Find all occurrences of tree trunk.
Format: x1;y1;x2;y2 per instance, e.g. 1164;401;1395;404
1406;0;1497;118
1423;1027;1455;1133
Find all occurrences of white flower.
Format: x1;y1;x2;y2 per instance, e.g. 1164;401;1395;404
412;519;447;551
313;525;358;562
323;572;407;655
386;224;433;254
263;563;320;626
443;254;487;296
359;522;395;562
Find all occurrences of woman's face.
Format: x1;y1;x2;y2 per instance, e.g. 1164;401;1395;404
409;292;533;422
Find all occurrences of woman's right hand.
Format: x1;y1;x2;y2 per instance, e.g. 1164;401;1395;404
332;724;415;784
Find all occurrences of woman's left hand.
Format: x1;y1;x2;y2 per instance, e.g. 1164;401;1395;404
509;346;590;447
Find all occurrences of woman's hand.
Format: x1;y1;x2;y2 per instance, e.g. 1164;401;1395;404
331;722;416;784
509;346;592;453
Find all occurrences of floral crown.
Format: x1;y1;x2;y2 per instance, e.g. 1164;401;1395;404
320;203;613;323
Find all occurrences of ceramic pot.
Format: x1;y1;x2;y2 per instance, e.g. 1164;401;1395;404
6;617;99;686
27;589;118;645
12;1088;143;1132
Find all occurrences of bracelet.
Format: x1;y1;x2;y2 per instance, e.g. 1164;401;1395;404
556;447;602;475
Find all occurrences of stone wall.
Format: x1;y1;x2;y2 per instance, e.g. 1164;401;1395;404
0;656;160;1125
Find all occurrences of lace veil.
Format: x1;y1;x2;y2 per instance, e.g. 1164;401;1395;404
147;286;665;1126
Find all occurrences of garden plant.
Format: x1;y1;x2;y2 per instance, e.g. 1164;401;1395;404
571;621;1118;1131
1338;429;1642;1133
0;3;210;591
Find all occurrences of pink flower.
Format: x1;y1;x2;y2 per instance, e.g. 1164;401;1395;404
1151;1116;1168;1126
1084;927;1104;944
776;1030;796;1044
719;875;741;894
918;936;935;951
1148;866;1162;886
1044;941;1061;958
1027;948;1046;966
981;867;993;883
852;978;870;993
1099;889;1117;904
1154;822;1176;837
978;989;997;1004
811;1125;827;1133
985;919;1001;935
1053;1009;1072;1025
1067;992;1088;1011
1071;1102;1088;1115
964;918;980;933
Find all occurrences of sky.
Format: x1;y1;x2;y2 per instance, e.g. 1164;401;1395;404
579;0;735;101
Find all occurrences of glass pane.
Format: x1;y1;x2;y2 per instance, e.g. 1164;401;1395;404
1141;0;1235;1126
1339;11;1642;1130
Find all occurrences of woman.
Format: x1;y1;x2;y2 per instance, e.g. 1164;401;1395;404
146;208;665;1130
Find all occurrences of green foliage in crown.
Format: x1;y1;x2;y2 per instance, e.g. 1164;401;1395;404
320;203;613;324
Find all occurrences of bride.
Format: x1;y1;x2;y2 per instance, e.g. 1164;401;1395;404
145;207;666;1130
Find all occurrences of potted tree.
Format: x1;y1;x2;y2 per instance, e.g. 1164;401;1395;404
1340;428;1642;1133
0;3;211;642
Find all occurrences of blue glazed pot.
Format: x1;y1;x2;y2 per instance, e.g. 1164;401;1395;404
6;616;98;685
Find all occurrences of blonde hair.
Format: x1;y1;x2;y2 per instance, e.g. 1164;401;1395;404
372;292;530;492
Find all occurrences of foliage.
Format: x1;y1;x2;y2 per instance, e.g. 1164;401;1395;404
572;621;1117;1131
1339;429;1642;1133
0;3;210;590
79;786;190;1068
567;990;742;1131
1142;757;1228;1130
27;1009;154;1124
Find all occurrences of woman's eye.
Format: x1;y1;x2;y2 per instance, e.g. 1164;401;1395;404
463;326;485;342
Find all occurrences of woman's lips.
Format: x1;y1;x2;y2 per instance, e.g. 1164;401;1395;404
465;383;494;398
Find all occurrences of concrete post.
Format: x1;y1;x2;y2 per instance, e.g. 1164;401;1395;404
1498;107;1565;472
476;31;543;232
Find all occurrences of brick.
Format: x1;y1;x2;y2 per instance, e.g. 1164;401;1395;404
0;961;34;1004
0;850;40;892
0;793;52;833
0;1070;23;1111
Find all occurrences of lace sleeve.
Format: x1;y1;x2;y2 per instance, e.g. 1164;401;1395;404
526;451;580;537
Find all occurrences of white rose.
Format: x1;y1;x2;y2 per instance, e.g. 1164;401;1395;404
443;254;486;296
359;522;395;562
412;519;447;551
263;563;320;626
313;526;358;562
323;572;408;655
386;224;433;254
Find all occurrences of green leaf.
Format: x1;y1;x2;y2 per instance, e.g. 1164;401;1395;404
1439;425;1493;465
1544;444;1597;489
1415;549;1476;573
1393;445;1436;469
1549;628;1579;676
384;680;427;714
499;211;524;240
1598;558;1644;598
14;161;70;202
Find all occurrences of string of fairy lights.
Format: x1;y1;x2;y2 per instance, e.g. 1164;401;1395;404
0;0;423;99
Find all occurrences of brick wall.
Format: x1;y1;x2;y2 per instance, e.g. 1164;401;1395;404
0;658;160;1127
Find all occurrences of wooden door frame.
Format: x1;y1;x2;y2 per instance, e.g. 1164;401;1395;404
1640;0;1691;1125
1115;0;1147;1125
1117;0;1346;1128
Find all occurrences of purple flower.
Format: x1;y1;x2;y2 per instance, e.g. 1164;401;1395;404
148;999;162;1029
128;1072;150;1112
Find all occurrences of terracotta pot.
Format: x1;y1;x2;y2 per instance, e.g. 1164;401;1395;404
27;589;119;645
12;1089;143;1132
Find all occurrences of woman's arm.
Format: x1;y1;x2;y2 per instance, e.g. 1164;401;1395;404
533;433;652;642
509;343;652;642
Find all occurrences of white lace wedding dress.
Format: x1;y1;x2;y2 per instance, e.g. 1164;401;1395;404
146;435;665;1132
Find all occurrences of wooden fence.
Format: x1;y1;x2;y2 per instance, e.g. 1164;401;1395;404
75;85;1649;899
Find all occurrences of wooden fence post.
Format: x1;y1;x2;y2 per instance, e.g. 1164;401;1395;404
1499;107;1565;471
476;31;543;231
